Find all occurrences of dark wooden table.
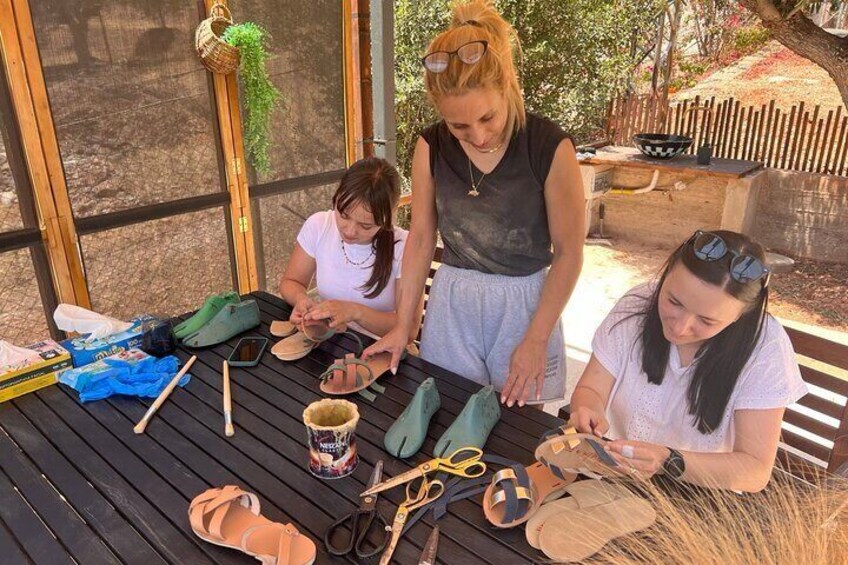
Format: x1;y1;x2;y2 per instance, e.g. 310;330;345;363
0;291;563;564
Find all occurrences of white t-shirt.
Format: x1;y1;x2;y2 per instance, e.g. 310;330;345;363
592;284;808;453
297;210;407;325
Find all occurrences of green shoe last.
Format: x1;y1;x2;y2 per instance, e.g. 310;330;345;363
433;385;500;458
384;378;441;459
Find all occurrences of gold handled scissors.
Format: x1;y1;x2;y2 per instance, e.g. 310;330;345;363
379;477;444;565
362;447;486;497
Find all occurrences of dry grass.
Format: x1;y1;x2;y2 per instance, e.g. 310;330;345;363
583;472;848;565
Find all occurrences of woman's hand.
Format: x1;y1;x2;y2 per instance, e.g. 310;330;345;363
568;404;609;437
501;338;547;407
605;440;671;479
304;300;361;331
289;296;316;325
362;325;408;374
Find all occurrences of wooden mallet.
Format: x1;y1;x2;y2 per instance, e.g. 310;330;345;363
223;360;234;437
133;355;197;434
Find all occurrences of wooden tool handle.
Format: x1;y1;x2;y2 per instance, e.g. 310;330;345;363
133;355;197;434
223;360;234;437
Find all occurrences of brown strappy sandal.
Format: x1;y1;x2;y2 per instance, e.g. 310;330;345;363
188;485;316;565
318;351;395;396
482;461;575;528
535;426;630;480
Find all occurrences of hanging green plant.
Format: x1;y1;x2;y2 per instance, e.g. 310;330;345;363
222;22;281;175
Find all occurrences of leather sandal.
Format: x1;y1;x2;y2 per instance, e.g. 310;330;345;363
270;320;297;338
532;480;656;562
319;351;394;396
188;485;316;565
433;385;501;458
271;320;337;361
182;300;261;348
483;461;575;528
525;480;634;549
174;291;241;340
535;426;629;480
384;377;441;458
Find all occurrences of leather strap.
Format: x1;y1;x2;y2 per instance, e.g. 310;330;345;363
400;454;519;534
189;486;259;541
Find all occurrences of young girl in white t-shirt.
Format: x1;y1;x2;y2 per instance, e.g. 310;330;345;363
570;230;807;492
279;157;420;341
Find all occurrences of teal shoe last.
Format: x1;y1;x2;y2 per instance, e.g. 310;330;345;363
182;299;261;348
433;385;500;458
384;378;441;459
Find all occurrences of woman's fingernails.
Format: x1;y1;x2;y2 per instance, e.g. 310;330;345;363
390;366;397;375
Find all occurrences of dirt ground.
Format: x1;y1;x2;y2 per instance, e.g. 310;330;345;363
675;40;845;112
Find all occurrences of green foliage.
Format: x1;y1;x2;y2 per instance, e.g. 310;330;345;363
673;58;710;90
732;25;771;55
394;0;661;181
223;22;281;175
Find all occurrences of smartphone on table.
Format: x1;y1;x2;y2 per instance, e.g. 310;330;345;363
227;337;269;367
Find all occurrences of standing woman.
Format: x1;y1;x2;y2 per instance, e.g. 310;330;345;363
364;0;585;407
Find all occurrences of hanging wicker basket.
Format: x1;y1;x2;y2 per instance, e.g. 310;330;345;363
195;2;240;74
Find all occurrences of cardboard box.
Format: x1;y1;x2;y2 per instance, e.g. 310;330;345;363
59;314;157;367
0;340;72;403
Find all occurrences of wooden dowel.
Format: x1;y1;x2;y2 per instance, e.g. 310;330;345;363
223;360;234;437
133;355;197;434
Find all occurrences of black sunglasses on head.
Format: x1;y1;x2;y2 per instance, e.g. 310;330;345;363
421;40;489;73
688;230;770;286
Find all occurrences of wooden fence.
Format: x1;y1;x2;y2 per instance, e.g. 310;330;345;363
606;94;848;176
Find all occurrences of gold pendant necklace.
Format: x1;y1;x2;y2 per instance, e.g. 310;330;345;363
475;140;505;154
467;158;485;197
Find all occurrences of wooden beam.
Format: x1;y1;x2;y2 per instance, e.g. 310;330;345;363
343;0;368;164
201;0;258;294
2;0;89;308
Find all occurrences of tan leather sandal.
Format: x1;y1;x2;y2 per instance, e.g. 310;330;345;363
270;320;297;338
188;485;316;565
482;461;575;528
272;320;337;361
533;480;656;562
319;351;394;395
525;480;634;549
535;427;630;480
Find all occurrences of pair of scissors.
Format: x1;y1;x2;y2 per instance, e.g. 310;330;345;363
324;461;391;559
362;447;486;497
418;526;439;565
380;476;445;565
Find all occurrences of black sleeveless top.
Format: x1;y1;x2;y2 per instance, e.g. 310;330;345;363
421;113;571;276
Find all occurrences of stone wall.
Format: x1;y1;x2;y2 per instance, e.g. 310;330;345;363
751;170;848;264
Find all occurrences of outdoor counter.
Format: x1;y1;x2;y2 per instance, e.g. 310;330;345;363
580;146;767;247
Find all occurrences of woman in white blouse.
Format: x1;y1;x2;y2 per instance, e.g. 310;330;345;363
570;230;807;492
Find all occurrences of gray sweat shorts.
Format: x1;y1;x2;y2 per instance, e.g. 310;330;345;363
419;264;567;404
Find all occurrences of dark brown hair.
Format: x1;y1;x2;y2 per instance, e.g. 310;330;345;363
635;230;769;433
332;157;401;299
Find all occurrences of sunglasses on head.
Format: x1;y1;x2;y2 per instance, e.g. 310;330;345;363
421;40;489;74
688;230;770;286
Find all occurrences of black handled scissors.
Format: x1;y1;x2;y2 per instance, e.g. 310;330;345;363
324;460;391;559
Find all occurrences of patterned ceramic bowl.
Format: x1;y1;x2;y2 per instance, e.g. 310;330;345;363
632;133;693;159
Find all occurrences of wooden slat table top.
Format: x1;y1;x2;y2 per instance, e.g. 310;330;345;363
582;146;764;179
0;291;562;564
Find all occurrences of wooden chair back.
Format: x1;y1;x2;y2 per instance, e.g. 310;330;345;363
778;326;848;477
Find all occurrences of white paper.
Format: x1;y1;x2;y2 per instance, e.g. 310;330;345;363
53;304;133;342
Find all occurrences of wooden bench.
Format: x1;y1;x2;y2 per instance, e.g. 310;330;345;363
778;326;848;478
558;324;848;479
